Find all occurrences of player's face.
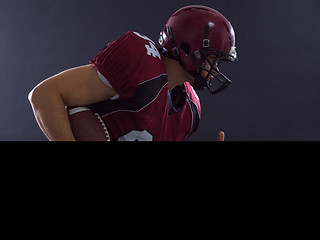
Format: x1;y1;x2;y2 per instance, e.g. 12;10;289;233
200;55;219;80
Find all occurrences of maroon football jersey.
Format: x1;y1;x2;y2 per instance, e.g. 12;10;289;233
88;31;201;141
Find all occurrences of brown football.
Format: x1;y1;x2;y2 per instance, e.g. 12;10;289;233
67;106;110;141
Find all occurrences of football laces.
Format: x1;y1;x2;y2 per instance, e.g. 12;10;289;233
94;113;111;142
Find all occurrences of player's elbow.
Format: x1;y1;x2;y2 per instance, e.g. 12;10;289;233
28;81;55;108
28;84;36;101
28;85;39;107
28;83;45;108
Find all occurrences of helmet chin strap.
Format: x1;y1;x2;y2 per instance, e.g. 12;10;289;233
165;25;180;57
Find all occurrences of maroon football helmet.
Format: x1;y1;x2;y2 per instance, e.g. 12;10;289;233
159;5;237;95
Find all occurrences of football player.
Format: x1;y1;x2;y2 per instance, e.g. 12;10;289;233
28;5;237;141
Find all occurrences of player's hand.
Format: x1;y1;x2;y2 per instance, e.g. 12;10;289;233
216;131;225;141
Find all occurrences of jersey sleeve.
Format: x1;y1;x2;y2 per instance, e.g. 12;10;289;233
90;32;142;99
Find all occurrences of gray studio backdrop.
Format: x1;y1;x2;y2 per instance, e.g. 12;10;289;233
0;0;319;141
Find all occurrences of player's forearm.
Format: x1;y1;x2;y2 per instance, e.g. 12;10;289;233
28;85;76;141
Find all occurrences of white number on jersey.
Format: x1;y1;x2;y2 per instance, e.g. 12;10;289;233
133;31;161;60
145;42;161;60
118;130;153;141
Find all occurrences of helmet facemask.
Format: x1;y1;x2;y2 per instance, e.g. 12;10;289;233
190;47;236;95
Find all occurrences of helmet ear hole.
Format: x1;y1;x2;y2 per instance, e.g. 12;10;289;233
180;43;191;55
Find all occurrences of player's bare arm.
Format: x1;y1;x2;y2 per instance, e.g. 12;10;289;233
28;64;117;141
